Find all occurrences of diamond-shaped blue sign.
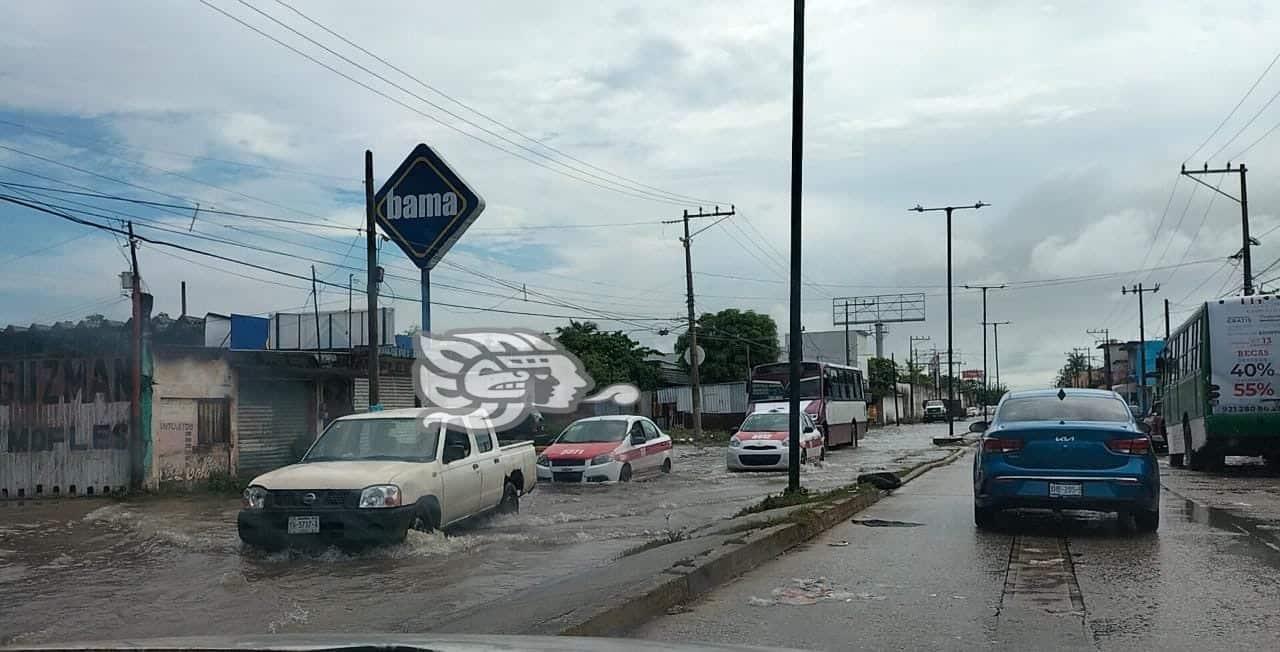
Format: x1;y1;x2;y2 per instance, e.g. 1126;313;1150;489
374;143;485;270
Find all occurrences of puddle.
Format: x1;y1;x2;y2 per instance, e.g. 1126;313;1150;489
851;518;924;528
747;577;886;606
1182;499;1280;563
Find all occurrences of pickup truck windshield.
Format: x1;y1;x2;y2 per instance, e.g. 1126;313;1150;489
740;413;789;431
997;396;1132;423
304;418;439;462
557;420;627;443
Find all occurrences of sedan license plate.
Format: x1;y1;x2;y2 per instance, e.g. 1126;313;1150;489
287;515;320;535
1048;482;1083;498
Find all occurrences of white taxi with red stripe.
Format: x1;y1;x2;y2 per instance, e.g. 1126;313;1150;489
727;409;824;471
536;415;673;483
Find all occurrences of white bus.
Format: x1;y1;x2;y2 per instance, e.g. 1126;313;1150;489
747;361;868;447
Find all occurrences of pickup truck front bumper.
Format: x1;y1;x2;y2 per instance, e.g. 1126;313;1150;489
238;506;416;550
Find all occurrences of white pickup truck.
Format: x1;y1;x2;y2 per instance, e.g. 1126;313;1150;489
238;408;536;549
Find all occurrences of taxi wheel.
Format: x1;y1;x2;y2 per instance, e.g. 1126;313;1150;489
660;458;672;473
619;463;633;482
800;448;808;465
819;446;826;462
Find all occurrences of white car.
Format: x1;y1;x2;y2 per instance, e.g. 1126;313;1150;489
727;409;824;471
238;409;537;549
536;415;673;482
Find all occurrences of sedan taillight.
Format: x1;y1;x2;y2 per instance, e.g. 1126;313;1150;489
1106;437;1151;455
981;437;1023;454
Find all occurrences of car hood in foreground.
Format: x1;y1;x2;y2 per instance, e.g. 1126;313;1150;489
5;633;800;652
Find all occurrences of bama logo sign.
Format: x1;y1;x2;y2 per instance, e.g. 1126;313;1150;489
374;143;485;270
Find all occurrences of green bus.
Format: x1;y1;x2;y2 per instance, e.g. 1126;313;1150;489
1161;294;1280;470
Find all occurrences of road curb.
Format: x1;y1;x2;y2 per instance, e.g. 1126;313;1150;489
560;445;972;637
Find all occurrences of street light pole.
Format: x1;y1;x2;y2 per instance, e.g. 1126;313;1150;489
911;202;989;442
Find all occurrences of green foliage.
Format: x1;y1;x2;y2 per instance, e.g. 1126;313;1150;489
554;321;661;391
1055;351;1090;388
675;309;780;384
205;471;249;495
867;357;898;399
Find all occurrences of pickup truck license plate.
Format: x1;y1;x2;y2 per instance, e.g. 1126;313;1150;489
1049;482;1083;498
287;515;320;534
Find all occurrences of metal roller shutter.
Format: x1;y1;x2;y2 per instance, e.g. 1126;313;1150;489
353;377;416;411
237;380;311;476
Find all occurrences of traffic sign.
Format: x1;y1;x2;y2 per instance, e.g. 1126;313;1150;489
683;345;705;367
374;143;485;270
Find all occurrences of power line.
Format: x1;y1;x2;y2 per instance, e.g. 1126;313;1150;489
0;117;351;182
269;0;725;207
2;194;678;322
1207;84;1280;162
199;0;704;207
1134;176;1183;276
1185;47;1280;163
1231;115;1280;160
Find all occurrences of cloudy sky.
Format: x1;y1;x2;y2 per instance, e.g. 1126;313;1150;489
2;0;1279;389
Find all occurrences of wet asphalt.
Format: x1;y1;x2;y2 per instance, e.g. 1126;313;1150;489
0;421;956;645
633;451;1280;651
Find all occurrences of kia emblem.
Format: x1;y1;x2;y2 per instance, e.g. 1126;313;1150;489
302;492;317;505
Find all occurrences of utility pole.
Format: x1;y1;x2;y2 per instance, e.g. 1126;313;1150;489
991;322;1010;393
1164;298;1171;341
787;0;805;493
1073;346;1094;388
128;221;142;488
311;265;321;351
891;352;900;426
964;283;1005;410
1087;328;1112;388
1182;163;1253;295
348;273;354;349
874;323;886;358
911;202;989;442
180;281;187;318
662;205;736;440
909;335;930;422
1122;283;1160;411
364;150;380;409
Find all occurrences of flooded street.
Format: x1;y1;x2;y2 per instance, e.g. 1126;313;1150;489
0;422;959;644
636;451;1280;651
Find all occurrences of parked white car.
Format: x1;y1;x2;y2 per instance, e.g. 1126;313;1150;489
238;408;536;549
727;408;824;471
535;415;673;482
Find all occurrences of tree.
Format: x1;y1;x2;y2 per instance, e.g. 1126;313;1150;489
554;321;661;391
674;309;780;384
1055;351;1090;388
866;357;898;399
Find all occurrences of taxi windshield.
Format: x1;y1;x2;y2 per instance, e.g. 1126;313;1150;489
740;413;790;432
556;420;628;443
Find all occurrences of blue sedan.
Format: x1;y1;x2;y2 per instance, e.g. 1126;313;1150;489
972;388;1160;531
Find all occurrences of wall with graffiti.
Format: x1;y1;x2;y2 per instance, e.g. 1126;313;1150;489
151;352;235;488
0;356;133;498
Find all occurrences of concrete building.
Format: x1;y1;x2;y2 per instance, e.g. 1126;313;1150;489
780;329;871;368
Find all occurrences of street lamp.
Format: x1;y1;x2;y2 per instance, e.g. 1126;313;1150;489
910;202;989;443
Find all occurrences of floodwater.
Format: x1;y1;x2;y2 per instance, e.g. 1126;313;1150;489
0;422;959;644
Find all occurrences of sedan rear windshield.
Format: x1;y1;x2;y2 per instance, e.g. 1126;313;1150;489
557;420;627;443
997;396;1132;423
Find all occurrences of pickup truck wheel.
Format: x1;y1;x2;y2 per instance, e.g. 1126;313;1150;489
411;502;437;533
618;463;633;482
497;481;520;514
